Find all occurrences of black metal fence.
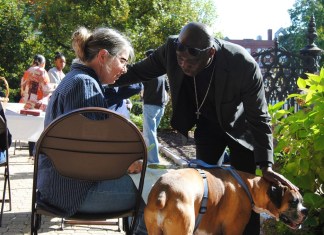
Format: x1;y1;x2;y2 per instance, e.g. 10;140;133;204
252;15;323;111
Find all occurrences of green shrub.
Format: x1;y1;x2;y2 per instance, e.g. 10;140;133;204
130;96;173;131
130;113;143;131
131;101;143;116
268;67;324;235
159;101;172;130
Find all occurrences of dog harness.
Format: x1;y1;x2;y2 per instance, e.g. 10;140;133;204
189;159;255;232
194;168;208;233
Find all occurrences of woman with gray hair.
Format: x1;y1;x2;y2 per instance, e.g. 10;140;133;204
37;26;147;234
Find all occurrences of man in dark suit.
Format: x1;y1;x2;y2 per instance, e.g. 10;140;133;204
116;22;297;234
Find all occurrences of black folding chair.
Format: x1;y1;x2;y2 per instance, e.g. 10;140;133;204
0;115;12;227
30;107;147;234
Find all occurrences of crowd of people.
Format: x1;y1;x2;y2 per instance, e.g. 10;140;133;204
8;22;300;234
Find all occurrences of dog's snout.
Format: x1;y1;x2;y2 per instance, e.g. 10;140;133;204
301;207;308;217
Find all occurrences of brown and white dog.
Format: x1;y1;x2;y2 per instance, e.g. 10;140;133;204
144;168;308;235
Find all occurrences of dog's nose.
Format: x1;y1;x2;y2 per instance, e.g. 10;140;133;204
301;207;308;217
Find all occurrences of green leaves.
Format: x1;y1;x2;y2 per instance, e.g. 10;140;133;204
297;77;307;88
269;67;324;233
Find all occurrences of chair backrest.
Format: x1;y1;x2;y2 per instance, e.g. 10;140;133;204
34;107;147;181
31;107;147;234
0;116;6;136
0;115;9;165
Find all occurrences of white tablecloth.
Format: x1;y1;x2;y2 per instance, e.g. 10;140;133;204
4;103;45;142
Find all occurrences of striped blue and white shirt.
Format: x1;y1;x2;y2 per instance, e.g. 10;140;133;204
37;62;109;217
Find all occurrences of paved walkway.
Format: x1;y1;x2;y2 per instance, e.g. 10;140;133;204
0;142;271;234
0;143;129;235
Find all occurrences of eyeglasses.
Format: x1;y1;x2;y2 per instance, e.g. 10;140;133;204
106;50;128;67
112;54;128;68
116;55;128;67
174;38;212;57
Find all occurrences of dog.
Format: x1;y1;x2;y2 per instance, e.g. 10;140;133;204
144;167;308;235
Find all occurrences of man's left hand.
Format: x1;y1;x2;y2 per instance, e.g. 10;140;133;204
262;167;299;191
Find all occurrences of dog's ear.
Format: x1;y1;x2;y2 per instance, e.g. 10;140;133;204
267;184;287;208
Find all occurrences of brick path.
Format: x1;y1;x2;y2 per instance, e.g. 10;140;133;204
0;143;127;235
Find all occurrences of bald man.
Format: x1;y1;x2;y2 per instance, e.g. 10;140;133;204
117;22;297;235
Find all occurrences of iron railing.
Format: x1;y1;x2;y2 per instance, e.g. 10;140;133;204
252;15;323;110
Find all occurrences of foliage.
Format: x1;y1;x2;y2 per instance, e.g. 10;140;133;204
131;101;143;116
130;112;143;130
268;67;324;234
27;0;217;64
0;0;217;104
129;93;173;131
159;99;172;130
0;0;47;101
279;0;323;64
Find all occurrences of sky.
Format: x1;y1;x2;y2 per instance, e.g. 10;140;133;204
213;0;296;40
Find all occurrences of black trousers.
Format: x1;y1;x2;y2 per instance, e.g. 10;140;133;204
194;117;260;235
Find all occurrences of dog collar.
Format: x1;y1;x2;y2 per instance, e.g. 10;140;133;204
193;168;208;233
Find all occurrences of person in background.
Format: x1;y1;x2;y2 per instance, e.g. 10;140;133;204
104;83;142;119
19;54;51;157
38;26;147;234
20;54;51;111
48;52;66;86
115;22;298;235
142;49;169;163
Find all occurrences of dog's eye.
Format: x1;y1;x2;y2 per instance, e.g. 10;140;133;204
289;198;299;207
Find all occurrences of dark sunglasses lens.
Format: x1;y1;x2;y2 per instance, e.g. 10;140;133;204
174;39;201;56
187;48;200;56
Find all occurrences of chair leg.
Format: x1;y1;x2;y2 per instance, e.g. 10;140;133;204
117;218;121;232
123;217;131;235
60;218;64;230
7;168;11;211
4;166;11;211
31;211;41;235
0;166;10;227
0;177;6;227
31;211;35;234
13;141;17;155
35;214;41;234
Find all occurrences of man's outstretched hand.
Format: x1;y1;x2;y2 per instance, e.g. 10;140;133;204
262;167;299;191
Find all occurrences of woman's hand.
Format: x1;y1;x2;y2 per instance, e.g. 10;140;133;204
262;167;299;191
127;160;143;174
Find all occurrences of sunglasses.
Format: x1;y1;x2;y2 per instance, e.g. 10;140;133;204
174;38;212;57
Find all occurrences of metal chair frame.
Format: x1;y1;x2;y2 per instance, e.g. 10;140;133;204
30;107;147;234
0;115;12;227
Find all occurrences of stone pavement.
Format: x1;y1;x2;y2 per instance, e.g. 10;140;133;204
0;142;128;235
0;142;271;234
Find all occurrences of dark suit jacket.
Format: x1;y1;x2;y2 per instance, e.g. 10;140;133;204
104;83;142;118
116;36;273;164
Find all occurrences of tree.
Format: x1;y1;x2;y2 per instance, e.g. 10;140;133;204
1;0;217;100
29;0;217;63
0;0;46;101
279;0;323;64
